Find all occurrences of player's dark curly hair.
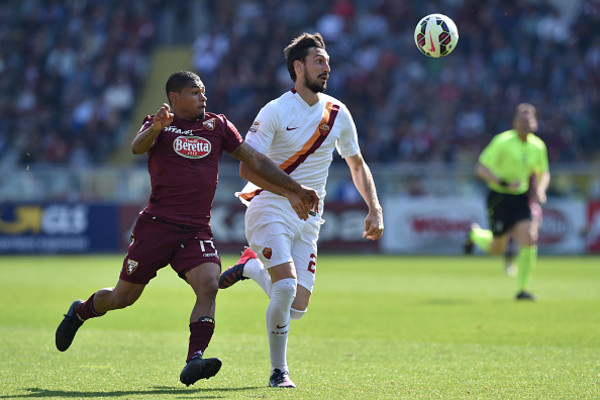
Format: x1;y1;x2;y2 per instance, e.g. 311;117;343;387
284;32;326;82
165;71;201;99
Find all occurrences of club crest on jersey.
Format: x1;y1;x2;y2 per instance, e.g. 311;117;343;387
126;259;139;275
173;136;211;159
249;120;260;133
203;118;215;130
262;247;272;260
318;122;330;135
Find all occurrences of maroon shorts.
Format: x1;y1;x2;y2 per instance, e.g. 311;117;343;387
119;212;221;285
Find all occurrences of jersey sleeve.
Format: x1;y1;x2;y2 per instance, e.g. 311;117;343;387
137;115;155;134
335;104;360;158
135;114;161;146
221;115;244;153
244;102;279;154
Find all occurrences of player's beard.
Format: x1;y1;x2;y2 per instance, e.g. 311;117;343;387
304;69;327;93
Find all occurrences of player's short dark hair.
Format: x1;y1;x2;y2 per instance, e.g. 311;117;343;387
165;71;201;98
284;32;326;82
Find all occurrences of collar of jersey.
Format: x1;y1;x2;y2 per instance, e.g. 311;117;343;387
173;114;209;130
290;88;322;109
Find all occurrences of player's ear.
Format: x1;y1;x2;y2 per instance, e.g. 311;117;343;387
294;60;303;72
168;91;178;104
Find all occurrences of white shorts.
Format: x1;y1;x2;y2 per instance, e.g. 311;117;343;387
245;204;321;293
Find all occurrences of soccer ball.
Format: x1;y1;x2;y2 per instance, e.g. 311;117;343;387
414;14;459;58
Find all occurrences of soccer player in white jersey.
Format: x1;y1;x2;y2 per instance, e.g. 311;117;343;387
218;32;384;388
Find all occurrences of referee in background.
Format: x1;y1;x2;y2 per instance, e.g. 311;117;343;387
465;103;550;301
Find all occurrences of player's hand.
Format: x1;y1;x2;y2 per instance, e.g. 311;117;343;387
286;186;319;221
507;180;521;191
363;207;384;241
153;103;174;130
302;186;319;216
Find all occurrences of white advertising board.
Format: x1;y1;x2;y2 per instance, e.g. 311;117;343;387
382;197;587;254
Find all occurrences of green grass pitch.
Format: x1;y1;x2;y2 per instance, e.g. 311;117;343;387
0;254;598;399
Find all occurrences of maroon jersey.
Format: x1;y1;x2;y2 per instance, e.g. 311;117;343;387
137;112;243;226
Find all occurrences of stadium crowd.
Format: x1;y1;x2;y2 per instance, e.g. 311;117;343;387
0;0;158;167
1;0;599;169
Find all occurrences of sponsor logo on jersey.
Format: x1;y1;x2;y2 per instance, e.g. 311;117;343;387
126;259;139;275
203;118;215;130
318;122;330;135
164;126;195;135
173;136;211;159
249;120;260;133
262;247;272;259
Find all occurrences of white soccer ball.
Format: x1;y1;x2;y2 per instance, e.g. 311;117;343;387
414;14;459;58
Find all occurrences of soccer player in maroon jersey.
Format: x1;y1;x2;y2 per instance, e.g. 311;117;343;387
55;70;318;387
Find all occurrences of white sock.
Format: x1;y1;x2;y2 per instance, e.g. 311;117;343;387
266;278;296;373
243;258;272;298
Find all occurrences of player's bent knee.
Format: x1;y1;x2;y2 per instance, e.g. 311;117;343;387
290;307;307;320
200;278;219;296
271;278;297;301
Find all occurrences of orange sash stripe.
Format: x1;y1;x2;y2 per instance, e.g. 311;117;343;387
240;189;262;202
279;102;338;172
241;102;340;202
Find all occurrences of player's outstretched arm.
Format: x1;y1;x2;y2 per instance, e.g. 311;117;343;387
132;103;174;154
345;153;384;240
230;142;319;220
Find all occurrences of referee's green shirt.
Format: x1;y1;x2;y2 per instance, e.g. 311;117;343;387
478;129;549;195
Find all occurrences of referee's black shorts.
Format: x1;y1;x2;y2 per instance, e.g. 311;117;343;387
486;190;532;236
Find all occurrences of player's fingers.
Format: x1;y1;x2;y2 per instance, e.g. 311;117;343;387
294;204;308;221
311;195;319;214
363;221;383;240
363;229;383;240
371;229;383;240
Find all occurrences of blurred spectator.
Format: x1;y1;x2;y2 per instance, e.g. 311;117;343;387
1;0;599;170
0;0;157;168
189;0;600;166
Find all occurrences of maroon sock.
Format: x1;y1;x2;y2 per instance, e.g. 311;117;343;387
186;317;215;362
74;293;105;321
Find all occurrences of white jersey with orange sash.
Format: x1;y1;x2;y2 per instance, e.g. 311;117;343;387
237;89;360;214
